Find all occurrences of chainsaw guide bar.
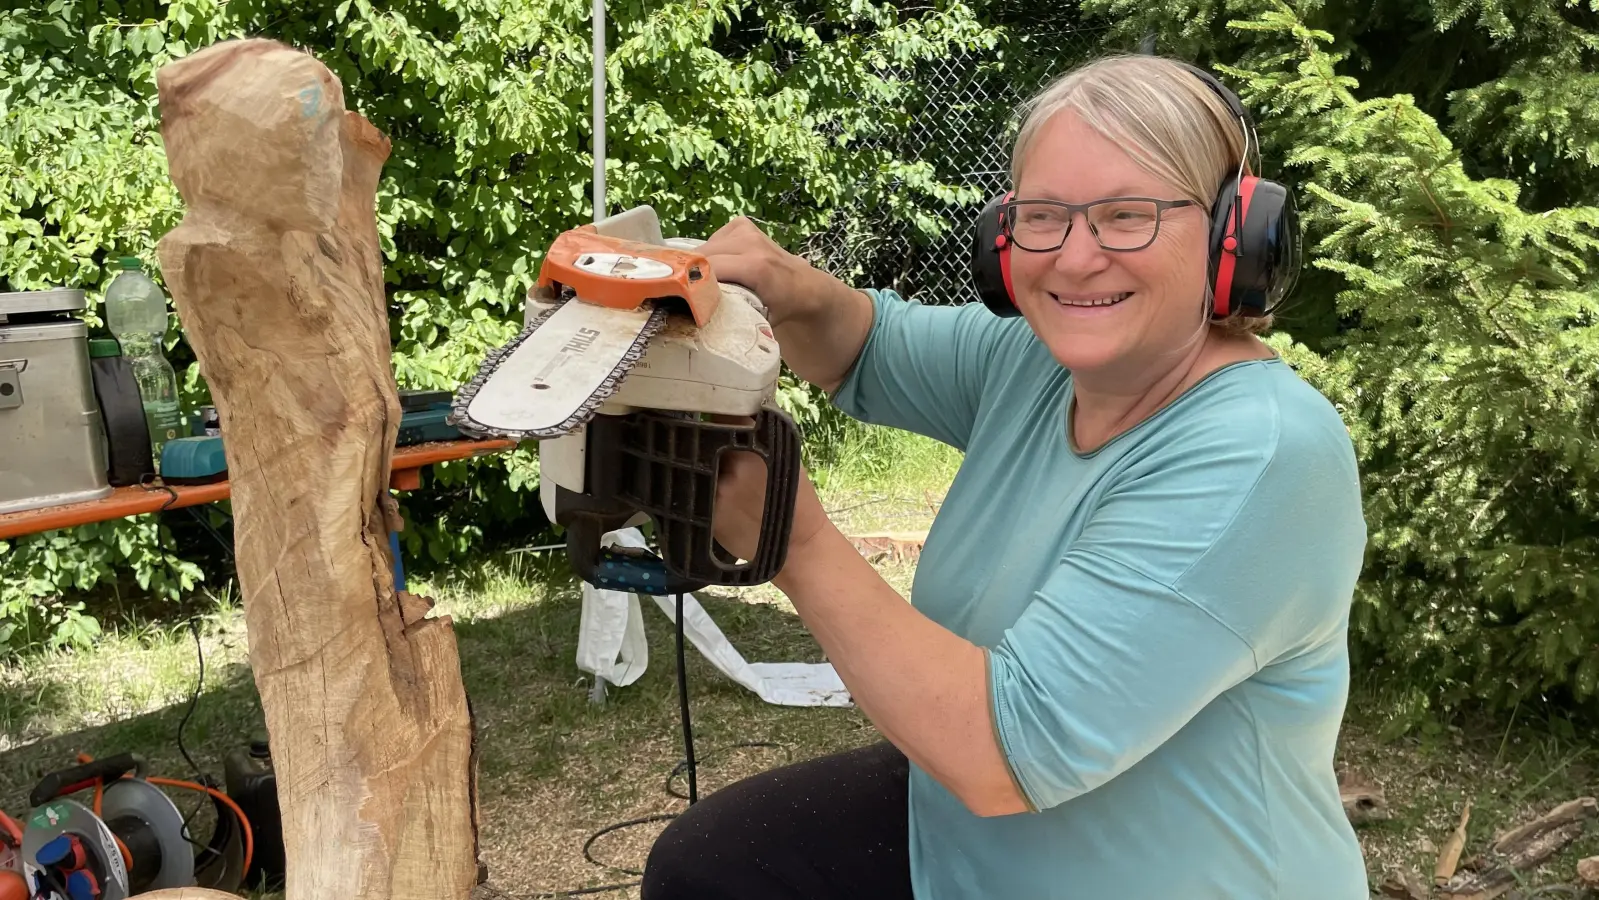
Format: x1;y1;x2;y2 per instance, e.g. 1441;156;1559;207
450;298;669;440
449;225;721;441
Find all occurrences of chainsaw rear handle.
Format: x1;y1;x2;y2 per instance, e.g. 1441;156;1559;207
29;753;146;808
565;406;802;595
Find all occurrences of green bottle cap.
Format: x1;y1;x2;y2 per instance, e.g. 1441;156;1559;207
87;338;122;358
119;256;141;271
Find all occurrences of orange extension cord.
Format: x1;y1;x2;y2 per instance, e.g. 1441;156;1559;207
75;753;254;883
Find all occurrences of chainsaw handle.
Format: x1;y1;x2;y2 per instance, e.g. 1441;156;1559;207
564;406;802;594
716;405;802;579
29;753;145;808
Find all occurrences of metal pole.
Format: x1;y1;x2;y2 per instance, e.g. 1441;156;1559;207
592;0;606;221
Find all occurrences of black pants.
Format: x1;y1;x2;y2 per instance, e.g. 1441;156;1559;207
641;740;914;900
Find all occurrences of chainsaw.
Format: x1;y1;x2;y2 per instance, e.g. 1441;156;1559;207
449;205;802;596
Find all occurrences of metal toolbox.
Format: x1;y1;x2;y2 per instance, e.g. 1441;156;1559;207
0;289;114;515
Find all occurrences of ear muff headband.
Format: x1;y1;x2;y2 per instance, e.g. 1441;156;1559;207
1173;62;1256;153
968;62;1301;321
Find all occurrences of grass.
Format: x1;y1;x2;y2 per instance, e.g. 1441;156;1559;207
3;423;1597;898
802;413;962;535
1339;703;1599;892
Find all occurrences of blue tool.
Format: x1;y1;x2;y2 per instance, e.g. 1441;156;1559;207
154;390;458;490
397;390;462;445
158;435;227;484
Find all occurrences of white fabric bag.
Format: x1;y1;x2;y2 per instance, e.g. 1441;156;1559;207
574;527;853;708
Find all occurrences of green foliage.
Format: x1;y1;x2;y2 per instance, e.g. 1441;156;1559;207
0;0;998;652
8;0;1596;735
0;521;203;651
1079;0;1599;722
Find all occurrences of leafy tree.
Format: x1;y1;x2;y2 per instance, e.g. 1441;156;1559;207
0;0;996;651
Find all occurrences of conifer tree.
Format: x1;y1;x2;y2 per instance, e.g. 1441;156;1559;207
1084;0;1599;721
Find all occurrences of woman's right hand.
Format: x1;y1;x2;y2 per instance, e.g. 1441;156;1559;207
696;216;842;326
695;216;876;394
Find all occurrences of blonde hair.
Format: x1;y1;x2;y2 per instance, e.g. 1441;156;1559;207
1010;53;1272;336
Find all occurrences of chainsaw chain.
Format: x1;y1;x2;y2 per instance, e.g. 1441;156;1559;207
448;300;670;441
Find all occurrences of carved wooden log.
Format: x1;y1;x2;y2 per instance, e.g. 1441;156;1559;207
154;38;478;900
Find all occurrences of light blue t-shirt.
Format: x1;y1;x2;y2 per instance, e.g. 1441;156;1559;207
829;289;1370;899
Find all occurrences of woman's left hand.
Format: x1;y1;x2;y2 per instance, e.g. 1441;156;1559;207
712;443;834;572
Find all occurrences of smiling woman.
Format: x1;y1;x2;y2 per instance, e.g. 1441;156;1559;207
645;53;1369;900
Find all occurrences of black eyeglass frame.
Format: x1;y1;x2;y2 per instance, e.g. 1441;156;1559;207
1000;197;1199;253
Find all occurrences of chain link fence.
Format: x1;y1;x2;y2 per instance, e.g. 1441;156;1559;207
800;26;1112;306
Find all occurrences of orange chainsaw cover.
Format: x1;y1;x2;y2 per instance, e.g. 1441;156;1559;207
536;227;722;327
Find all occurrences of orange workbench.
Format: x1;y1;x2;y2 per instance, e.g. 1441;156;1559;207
0;438;518;541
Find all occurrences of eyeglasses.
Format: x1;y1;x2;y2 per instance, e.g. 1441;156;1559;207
1001;197;1197;252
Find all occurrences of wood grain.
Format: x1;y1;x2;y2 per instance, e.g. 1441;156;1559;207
155;37;479;900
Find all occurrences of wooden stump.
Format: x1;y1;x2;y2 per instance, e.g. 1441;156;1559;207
155;38;479;900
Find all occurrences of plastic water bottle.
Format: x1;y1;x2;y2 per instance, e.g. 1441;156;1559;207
104;256;183;466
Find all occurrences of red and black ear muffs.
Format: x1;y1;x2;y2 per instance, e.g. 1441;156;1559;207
1183;63;1302;320
969;65;1301;321
971;189;1019;317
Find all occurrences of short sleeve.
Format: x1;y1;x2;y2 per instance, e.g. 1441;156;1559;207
829;288;1027;451
984;397;1364;812
986;556;1259;812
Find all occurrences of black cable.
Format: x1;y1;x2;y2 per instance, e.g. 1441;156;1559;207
521;881;641;898
174;617;226;867
483;880;641;900
183;504;235;563
665;741;788;800
579;813;680;876
176;618;208;785
489;590;794;900
674;591;697;805
45;868;73;899
139;475;180;511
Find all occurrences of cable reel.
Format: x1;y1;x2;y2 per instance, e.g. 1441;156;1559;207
15;753;253;899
